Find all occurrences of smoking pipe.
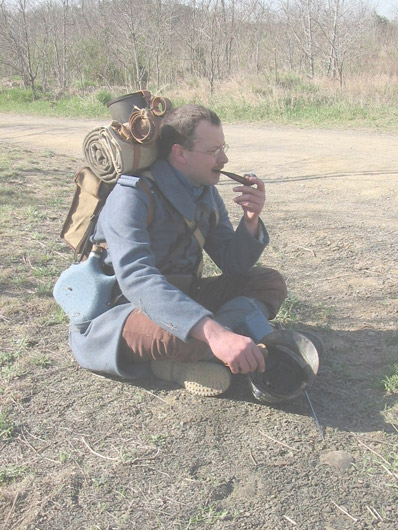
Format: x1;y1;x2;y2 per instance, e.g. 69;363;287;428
219;170;254;186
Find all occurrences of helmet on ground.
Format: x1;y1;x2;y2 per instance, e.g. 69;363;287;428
249;330;319;404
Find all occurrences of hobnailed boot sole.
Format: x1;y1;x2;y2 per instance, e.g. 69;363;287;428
151;360;232;397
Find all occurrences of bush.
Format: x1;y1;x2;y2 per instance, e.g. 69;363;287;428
1;87;35;103
96;89;113;106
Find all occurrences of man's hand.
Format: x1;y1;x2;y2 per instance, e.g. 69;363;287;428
232;174;265;237
190;317;266;374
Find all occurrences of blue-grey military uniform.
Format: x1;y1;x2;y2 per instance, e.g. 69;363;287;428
69;159;269;378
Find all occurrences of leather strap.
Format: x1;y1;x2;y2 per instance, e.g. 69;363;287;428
141;170;210;278
150;96;173;117
128;108;160;145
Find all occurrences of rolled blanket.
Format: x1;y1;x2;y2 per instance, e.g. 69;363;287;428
99;125;158;176
82;127;117;183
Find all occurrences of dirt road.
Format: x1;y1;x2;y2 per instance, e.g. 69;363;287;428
1;113;397;528
1;113;397;177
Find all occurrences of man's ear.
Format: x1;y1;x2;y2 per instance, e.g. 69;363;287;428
170;143;186;166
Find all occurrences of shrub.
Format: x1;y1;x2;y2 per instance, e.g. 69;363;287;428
96;89;113;106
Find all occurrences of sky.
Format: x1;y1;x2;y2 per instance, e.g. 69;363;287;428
371;0;397;18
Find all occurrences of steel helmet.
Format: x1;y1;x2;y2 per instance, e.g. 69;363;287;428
249;329;320;404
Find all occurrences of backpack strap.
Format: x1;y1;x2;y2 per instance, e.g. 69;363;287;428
140;169;217;254
92;177;155;256
140;169;222;279
138;178;154;226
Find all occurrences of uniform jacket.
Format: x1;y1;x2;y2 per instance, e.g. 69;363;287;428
69;159;269;378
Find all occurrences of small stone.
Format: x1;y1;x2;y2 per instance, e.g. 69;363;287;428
319;450;355;472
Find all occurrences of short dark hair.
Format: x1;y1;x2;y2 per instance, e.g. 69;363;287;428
158;104;221;159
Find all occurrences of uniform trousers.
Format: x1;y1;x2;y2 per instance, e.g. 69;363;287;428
120;267;287;363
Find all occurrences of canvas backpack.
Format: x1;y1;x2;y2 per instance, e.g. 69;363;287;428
60;91;219;266
60;91;171;261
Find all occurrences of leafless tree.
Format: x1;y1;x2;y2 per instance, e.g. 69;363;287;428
0;0;47;96
281;0;322;78
0;0;394;93
317;0;370;86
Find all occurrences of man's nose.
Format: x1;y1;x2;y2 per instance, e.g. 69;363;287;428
218;151;228;164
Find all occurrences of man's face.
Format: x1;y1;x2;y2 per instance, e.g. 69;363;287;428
180;120;229;187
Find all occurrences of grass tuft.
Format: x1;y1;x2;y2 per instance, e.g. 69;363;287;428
0;464;28;485
383;364;398;393
0;409;14;440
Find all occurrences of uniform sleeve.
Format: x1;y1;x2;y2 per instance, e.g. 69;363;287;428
97;176;212;342
204;188;269;275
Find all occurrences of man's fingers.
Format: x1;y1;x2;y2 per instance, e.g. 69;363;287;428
243;175;265;191
233;184;264;196
226;360;240;374
254;346;266;373
234;194;263;207
238;349;263;374
237;357;252;374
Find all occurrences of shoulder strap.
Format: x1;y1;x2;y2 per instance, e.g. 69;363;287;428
138;178;154;226
141;169;214;251
93;175;155;255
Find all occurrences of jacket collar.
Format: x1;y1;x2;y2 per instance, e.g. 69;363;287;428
149;159;217;222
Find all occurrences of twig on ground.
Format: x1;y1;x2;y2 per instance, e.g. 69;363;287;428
2;491;19;530
23;428;48;443
130;448;160;466
283;515;297;525
259;430;298;452
291;244;316;257
358;435;397;448
323;273;355;281
390;422;398;433
163;495;190;506
27;238;69;260
18;434;60;465
357;438;398;479
331;501;358;523
249;448;258;466
366;505;383;521
380;463;398;479
81;437;119;461
22;254;34;270
140;388;172;405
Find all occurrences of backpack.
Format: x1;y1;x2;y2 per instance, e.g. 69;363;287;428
60;91;171;261
60;166;156;261
60;91;219;265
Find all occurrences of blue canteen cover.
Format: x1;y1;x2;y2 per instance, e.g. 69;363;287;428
53;252;116;324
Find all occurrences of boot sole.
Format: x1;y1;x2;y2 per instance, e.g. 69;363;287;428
151;360;231;397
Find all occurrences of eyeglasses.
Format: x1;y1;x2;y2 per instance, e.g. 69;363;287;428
186;143;229;158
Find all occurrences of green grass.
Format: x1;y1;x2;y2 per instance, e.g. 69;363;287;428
0;409;14;440
0;88;110;119
276;291;334;326
383;364;398;393
186;503;233;527
0;464;28;485
379;334;398;393
31;355;52;368
2;83;398;130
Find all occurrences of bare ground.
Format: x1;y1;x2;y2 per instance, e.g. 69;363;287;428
0;113;397;529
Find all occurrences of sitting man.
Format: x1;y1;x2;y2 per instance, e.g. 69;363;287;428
69;104;287;396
